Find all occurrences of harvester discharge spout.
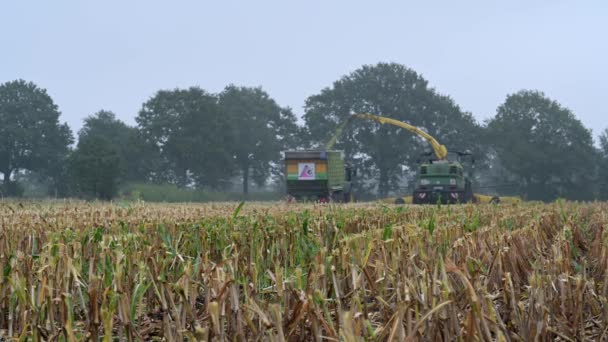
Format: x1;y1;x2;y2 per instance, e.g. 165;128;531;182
351;113;448;160
324;113;479;204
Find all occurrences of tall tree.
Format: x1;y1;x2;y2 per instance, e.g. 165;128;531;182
599;128;608;199
601;129;608;157
136;87;235;188
219;85;298;194
79;110;155;183
304;62;481;197
70;135;121;200
487;90;596;201
0;80;73;196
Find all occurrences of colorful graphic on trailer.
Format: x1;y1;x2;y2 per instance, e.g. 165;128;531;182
298;163;316;180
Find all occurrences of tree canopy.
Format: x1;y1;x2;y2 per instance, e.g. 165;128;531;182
79;110;153;183
0;80;73;196
136;87;234;189
487;90;596;201
600;129;608;158
599;128;608;200
70;135;121;200
219;85;298;194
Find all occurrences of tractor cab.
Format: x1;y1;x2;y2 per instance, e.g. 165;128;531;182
413;151;474;204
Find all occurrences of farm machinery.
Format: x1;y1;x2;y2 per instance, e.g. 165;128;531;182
285;113;508;204
283;150;355;202
345;113;478;204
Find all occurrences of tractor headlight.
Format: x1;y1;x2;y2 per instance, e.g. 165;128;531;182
420;179;430;185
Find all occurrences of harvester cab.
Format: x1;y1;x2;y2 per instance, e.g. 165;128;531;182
413;151;474;204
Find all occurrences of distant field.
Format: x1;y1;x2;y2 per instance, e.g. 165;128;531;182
0;200;607;340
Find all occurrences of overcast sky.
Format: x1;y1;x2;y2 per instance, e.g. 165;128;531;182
1;1;606;140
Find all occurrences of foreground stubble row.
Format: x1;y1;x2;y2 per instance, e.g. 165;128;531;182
0;200;606;341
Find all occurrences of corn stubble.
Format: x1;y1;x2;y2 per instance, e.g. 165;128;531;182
0;200;607;341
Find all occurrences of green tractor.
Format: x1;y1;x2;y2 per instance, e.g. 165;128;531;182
412;151;475;204
328;113;482;204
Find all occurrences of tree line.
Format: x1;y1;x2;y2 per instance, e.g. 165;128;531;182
1;62;606;201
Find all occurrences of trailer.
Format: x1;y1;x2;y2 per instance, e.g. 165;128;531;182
284;150;354;202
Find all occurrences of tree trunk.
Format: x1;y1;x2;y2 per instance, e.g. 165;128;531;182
2;169;11;187
2;171;8;186
1;169;13;196
242;165;249;196
178;167;188;188
379;168;388;198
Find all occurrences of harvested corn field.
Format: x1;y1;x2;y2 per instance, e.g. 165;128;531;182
1;201;607;340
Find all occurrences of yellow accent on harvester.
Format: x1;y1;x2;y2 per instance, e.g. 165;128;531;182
352;113;449;160
325;118;352;150
324;113;448;160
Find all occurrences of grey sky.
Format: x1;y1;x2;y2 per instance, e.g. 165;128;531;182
1;1;606;140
